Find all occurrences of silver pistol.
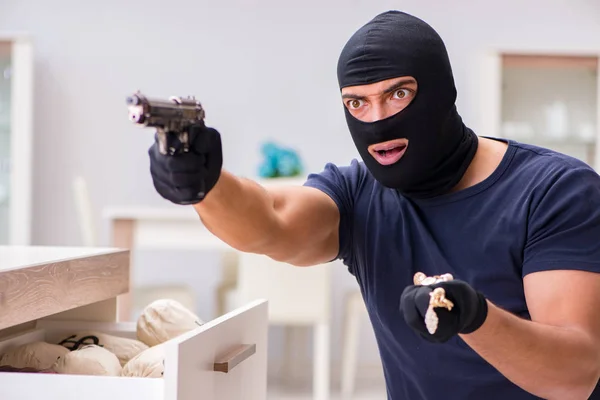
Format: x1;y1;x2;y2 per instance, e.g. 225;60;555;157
126;91;206;155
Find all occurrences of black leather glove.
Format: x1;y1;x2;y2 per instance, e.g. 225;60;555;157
148;122;223;205
400;280;488;343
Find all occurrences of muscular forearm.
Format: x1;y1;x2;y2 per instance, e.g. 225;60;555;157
192;170;282;253
460;301;600;400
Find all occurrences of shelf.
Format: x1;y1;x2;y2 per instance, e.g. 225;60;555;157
0;35;33;245
498;52;599;167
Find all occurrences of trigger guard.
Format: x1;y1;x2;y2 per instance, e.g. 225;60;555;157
164;131;189;155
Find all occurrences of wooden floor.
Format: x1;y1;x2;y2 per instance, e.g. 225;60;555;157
267;380;387;399
267;388;386;400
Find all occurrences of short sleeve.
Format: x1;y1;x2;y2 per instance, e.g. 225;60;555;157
523;164;600;277
303;159;365;271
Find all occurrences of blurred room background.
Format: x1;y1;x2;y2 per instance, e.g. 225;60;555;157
1;0;599;398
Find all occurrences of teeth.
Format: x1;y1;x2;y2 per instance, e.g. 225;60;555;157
374;144;407;157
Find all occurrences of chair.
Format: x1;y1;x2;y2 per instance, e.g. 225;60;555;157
234;251;332;400
72;176;98;247
214;249;240;317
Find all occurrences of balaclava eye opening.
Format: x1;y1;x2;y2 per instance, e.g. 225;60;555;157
337;10;478;199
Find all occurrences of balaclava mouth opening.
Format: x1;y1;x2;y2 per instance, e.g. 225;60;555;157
337;10;478;199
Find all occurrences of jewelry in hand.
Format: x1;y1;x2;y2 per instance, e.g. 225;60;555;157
413;272;455;334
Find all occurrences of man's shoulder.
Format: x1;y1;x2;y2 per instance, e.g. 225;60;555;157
311;158;371;179
510;140;593;170
303;158;376;196
507;140;599;187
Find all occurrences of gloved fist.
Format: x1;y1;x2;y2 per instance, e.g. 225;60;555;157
148;122;222;205
400;279;488;343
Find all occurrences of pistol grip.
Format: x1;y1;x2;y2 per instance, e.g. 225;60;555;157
157;129;191;155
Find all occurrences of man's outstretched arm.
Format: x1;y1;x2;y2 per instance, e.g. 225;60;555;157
193;170;341;267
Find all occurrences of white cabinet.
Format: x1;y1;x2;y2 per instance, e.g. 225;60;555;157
0;246;269;400
0;35;34;245
477;50;600;169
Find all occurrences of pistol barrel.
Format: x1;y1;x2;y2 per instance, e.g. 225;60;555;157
126;91;205;128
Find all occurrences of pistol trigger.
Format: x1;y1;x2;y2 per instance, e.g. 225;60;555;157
181;132;190;153
157;130;168;155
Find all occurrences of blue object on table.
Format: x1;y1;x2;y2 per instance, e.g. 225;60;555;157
258;141;303;178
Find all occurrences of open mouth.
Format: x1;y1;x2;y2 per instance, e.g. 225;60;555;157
368;139;409;166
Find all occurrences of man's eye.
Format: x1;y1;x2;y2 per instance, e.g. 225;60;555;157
393;89;411;99
347;99;363;109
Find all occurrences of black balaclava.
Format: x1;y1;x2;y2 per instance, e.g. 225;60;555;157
337;11;478;199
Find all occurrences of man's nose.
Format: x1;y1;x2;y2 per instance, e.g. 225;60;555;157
369;103;394;123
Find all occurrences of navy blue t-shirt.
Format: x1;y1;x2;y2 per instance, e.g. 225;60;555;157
304;138;600;400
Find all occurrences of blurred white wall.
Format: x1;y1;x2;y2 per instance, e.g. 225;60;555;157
1;0;599;385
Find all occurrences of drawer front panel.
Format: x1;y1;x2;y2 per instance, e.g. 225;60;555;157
165;299;268;400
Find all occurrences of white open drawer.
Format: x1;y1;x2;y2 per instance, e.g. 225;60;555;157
0;299;268;400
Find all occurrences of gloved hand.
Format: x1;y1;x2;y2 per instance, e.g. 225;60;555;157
148;122;223;205
400;280;488;343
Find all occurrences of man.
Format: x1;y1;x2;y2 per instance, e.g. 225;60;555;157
148;10;600;400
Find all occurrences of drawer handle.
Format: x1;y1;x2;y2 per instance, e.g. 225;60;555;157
213;344;256;373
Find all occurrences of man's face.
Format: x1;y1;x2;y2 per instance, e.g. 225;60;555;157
341;76;418;166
